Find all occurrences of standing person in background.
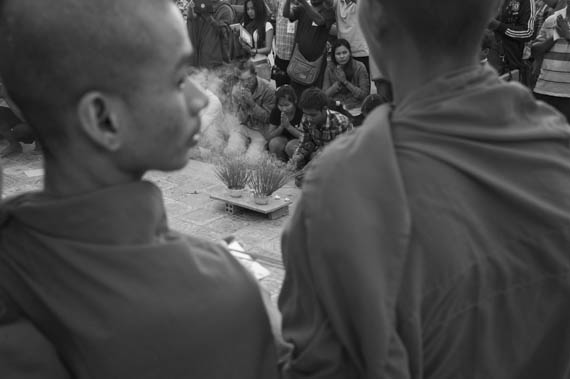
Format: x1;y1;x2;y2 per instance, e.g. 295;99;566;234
322;38;370;111
534;0;560;34
532;0;570;120
489;0;536;85
283;0;335;98
239;0;274;80
335;0;370;75
529;0;563;87
187;0;236;68
278;0;570;376
273;0;297;87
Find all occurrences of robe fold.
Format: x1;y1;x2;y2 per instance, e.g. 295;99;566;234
279;65;570;378
0;181;279;378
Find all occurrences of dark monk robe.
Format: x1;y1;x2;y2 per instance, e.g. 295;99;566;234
0;181;279;378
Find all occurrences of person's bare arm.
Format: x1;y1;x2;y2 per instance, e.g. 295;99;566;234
531;16;560;57
255;26;274;56
283;0;295;20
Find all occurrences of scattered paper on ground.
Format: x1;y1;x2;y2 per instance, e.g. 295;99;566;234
227;240;271;280
24;169;44;178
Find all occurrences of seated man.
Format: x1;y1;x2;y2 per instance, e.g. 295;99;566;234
290;87;353;171
0;80;36;157
226;59;275;163
0;1;279;378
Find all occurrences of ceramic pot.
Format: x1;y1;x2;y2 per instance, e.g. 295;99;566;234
253;194;270;205
228;188;244;198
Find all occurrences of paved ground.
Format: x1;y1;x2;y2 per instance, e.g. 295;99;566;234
1;142;300;300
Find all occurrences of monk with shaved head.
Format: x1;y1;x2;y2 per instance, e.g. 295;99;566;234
0;0;280;377
278;0;570;377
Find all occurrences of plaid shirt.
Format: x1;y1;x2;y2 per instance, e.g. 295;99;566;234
292;109;353;166
275;0;297;60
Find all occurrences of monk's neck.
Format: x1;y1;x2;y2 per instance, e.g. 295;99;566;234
42;155;141;197
389;53;479;104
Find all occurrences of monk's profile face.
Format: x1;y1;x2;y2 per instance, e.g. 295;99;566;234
116;2;208;173
0;0;209;176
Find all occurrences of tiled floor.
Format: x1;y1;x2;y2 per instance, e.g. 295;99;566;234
1;143;300;299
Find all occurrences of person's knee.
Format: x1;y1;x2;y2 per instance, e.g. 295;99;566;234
285;139;299;158
268;137;286;154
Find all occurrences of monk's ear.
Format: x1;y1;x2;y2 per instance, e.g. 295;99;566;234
76;92;123;151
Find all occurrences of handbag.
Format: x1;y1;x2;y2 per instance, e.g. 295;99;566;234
287;44;325;86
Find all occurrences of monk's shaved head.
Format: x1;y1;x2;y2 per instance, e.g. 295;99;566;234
366;0;501;54
0;0;179;145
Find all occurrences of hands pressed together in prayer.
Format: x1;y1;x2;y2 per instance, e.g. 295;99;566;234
238;86;255;107
335;65;347;85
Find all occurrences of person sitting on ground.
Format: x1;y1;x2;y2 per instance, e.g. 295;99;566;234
0;80;37;157
0;1;281;378
267;85;304;162
278;0;570;376
238;0;274;80
227;59;275;163
322;38;370;111
290;87;353;171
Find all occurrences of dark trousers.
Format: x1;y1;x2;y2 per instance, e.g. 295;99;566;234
534;92;570;122
274;55;291;88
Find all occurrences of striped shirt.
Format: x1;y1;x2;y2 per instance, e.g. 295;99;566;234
534;8;570;98
496;0;536;40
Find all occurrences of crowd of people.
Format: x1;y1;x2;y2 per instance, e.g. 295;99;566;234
1;0;570;378
487;0;570;119
176;0;389;173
